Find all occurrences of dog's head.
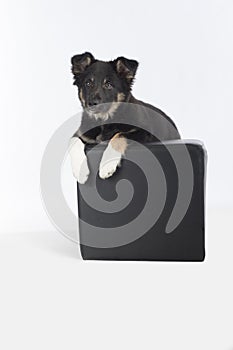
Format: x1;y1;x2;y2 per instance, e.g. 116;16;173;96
71;52;138;119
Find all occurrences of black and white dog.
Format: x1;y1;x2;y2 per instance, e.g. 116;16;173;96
69;52;180;183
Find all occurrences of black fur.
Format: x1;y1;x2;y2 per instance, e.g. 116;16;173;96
71;52;180;144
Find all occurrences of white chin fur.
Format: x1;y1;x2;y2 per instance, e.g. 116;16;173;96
86;102;120;121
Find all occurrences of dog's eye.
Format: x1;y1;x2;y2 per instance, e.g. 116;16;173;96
104;81;113;89
85;80;93;88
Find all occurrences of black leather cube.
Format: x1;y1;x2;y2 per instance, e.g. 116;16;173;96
77;140;207;261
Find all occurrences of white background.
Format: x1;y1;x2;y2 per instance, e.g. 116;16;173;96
0;0;233;349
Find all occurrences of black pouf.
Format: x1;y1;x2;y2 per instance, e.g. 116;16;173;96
77;140;207;261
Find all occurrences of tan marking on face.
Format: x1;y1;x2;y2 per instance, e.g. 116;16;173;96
110;133;127;154
79;89;85;107
107;102;120;116
117;92;125;102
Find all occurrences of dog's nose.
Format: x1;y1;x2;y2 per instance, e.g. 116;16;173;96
89;94;101;107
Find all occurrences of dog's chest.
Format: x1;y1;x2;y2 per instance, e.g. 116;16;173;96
81;121;135;144
97;125;117;141
81;125;115;144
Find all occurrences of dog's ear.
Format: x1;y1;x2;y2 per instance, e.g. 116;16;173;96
113;57;139;85
71;52;95;78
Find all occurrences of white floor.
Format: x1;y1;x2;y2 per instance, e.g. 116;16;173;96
0;208;232;350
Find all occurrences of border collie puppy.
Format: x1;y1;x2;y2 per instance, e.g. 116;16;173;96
69;52;180;183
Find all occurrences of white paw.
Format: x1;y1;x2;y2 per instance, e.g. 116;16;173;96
99;158;121;179
69;137;90;184
71;156;90;184
99;144;122;179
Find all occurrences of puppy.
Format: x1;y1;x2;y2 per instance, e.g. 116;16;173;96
69;52;180;183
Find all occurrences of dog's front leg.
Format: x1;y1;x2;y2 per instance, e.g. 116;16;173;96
99;133;127;179
69;137;89;184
